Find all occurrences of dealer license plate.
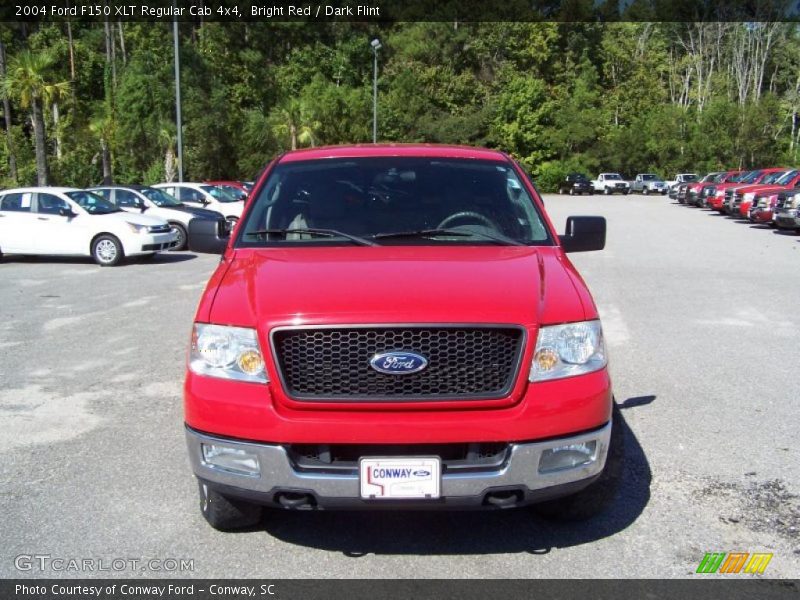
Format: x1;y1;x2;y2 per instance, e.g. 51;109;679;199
359;457;441;500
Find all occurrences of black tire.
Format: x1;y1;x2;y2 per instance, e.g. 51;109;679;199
198;481;262;531
642;187;649;195
569;187;575;196
169;222;188;251
625;189;631;195
91;234;124;267
532;403;624;521
603;187;611;195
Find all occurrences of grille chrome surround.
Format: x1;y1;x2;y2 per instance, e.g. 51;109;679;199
270;324;526;402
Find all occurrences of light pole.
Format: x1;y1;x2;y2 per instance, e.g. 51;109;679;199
370;38;381;143
173;15;183;182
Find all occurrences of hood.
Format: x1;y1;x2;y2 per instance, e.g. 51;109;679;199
168;205;222;219
206;246;590;330
100;211;167;226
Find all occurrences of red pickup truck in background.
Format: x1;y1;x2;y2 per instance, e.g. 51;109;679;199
731;169;800;218
184;144;622;530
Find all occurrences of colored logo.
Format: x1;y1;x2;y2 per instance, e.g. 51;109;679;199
369;351;428;375
412;469;431;477
696;552;773;574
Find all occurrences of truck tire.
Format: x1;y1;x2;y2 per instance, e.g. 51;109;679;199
532;403;624;521
642;187;649;195
198;481;262;531
604;187;611;195
569;187;576;196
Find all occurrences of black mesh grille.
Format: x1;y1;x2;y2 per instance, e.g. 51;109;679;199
272;326;524;400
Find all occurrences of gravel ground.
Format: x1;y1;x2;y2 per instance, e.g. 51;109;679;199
0;193;798;579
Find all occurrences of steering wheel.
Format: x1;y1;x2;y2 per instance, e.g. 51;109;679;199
437;211;499;231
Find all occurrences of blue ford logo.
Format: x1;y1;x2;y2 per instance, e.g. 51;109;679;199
369;351;428;375
412;469;431;477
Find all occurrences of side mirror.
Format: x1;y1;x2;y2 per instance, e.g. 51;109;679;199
135;200;148;212
188;217;229;254
559;216;606;253
59;207;76;218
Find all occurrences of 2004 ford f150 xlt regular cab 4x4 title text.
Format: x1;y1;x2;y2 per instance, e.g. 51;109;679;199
184;144;622;530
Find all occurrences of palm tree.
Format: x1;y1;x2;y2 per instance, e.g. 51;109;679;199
89;109;114;184
159;122;177;182
270;98;318;150
1;49;69;185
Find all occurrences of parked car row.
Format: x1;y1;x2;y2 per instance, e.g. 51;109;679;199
0;180;248;266
558;172;682;196
671;167;800;231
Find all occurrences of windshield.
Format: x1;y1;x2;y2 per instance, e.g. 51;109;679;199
217;184;248;200
641;174;657;180
65;191;122;214
200;185;239;203
243;182;254;191
759;171;787;185
238;157;551;247
140;187;182;207
604;173;622;180
738;170;763;184
775;169;799;185
681;174;698;181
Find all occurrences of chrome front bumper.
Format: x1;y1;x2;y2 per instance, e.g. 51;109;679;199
185;422;612;509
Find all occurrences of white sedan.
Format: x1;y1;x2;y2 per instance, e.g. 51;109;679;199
152;182;244;225
0;187;178;266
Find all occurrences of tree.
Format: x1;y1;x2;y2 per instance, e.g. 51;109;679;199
1;49;68;184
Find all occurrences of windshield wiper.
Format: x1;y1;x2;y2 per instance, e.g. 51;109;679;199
245;228;378;247
373;228;524;246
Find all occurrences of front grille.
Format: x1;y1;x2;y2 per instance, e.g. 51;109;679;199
272;326;525;401
149;224;171;234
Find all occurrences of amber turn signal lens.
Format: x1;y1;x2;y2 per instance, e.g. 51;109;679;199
534;348;559;372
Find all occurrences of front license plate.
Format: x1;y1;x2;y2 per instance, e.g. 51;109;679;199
359;457;440;500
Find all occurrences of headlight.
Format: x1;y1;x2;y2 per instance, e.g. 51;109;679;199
126;222;147;234
190;324;268;383
529;320;607;382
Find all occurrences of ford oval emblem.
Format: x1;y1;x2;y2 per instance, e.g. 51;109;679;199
369;351;428;375
412;469;431;477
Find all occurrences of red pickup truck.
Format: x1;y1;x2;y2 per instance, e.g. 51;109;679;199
184;144;620;530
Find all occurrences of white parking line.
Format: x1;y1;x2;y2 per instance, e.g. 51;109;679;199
598;304;631;347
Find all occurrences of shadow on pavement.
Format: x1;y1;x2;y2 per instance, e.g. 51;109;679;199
1;252;197;266
256;397;653;556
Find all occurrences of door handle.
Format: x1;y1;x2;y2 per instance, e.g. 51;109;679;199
38;217;50;221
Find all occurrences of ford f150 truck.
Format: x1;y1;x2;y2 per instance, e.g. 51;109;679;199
184;144;620;530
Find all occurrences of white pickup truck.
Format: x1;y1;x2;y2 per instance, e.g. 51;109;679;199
666;173;699;188
592;173;630;195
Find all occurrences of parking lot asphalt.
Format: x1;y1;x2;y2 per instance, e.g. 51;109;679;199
1;194;798;579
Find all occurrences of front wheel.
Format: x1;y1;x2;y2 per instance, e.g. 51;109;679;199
604;187;611;195
642;187;649;195
169;222;188;251
532;403;624;521
198;481;262;531
92;234;124;267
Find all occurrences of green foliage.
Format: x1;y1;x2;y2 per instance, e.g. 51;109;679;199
1;22;800;188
